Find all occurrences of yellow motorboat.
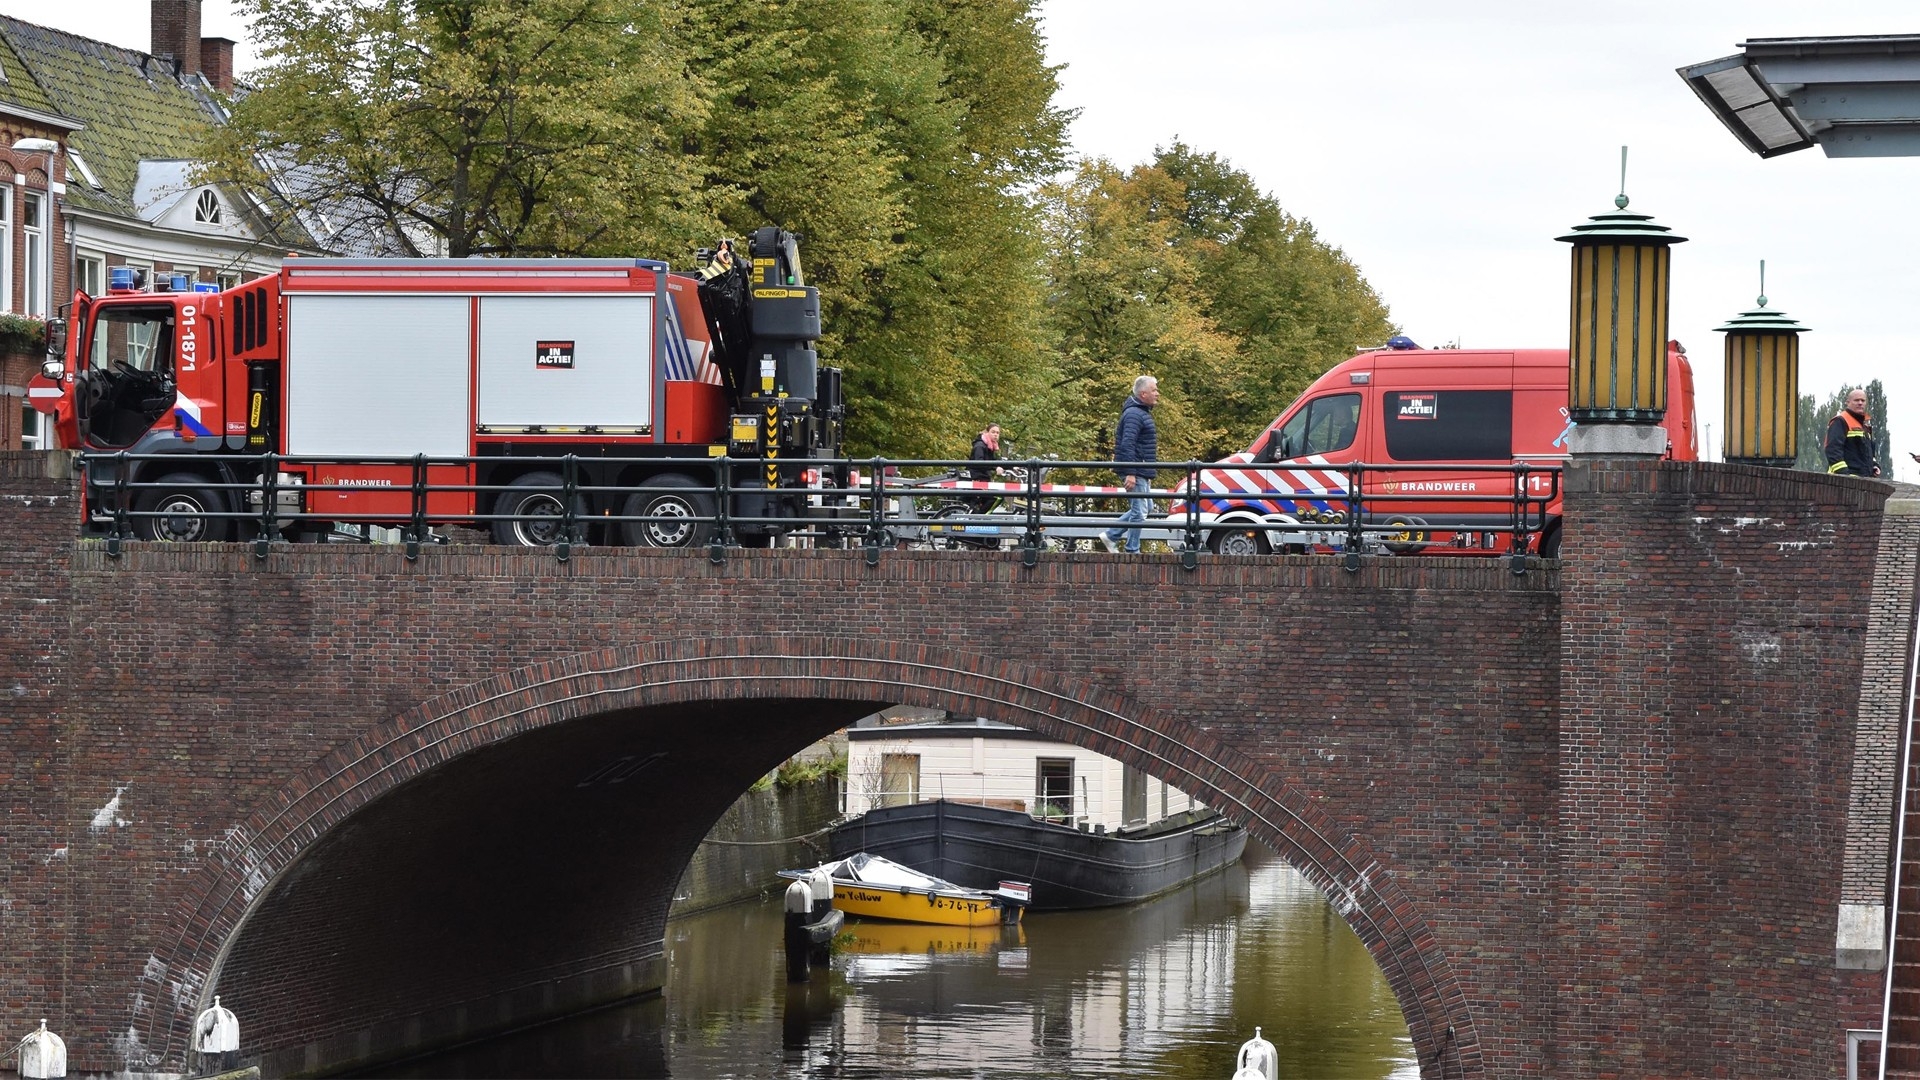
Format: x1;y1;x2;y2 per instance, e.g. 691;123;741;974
778;852;1030;928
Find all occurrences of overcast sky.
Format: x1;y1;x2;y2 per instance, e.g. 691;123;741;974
14;2;1919;477
1036;1;1920;477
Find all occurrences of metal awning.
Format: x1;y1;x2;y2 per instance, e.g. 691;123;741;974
1679;34;1920;159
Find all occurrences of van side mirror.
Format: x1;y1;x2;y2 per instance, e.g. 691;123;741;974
40;358;63;381
43;318;66;359
1256;430;1281;463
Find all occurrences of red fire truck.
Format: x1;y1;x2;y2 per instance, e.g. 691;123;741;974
27;228;843;546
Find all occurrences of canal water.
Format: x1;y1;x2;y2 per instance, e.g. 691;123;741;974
385;845;1415;1078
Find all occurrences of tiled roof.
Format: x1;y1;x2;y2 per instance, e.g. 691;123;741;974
0;13;314;246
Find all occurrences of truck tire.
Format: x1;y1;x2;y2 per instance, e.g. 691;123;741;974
493;472;583;547
134;472;232;543
1207;525;1270;557
621;474;715;548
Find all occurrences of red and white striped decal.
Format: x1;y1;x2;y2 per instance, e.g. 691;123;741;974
1195;454;1348;498
923;478;1133;496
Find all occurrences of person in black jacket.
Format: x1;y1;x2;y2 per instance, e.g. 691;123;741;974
1102;375;1160;553
967;423;1002;510
1825;388;1881;477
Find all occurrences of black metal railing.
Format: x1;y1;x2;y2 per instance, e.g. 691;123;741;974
74;451;1561;573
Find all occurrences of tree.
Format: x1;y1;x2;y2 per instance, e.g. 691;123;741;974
1154;142;1394;452
683;0;1071;456
204;0;716;258
1036;147;1394;465
1797;381;1894;476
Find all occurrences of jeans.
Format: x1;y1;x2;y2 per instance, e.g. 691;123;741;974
1106;475;1151;552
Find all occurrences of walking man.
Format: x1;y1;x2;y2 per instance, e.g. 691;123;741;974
1103;375;1159;554
1825;388;1881;477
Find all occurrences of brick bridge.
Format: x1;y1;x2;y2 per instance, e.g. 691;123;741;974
0;452;1908;1079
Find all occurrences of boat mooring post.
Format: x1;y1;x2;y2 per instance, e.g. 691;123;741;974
783;879;815;982
1231;1026;1278;1080
18;1019;66;1080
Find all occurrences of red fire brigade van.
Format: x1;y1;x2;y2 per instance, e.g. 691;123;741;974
1168;340;1699;557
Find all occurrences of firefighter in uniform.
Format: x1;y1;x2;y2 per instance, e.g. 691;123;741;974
1824;388;1881;478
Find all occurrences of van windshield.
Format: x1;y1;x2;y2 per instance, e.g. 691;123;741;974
1270;393;1359;460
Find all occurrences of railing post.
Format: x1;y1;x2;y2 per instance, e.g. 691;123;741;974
556;454;579;563
107;451;130;558
1181;461;1201;571
1021;457;1042;565
254;453;280;559
710;455;733;563
864;456;885;566
406;454;427;561
1510;463;1532;574
1343;462;1364;573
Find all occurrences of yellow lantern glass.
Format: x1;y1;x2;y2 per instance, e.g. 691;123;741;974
1716;294;1806;467
1558;203;1686;424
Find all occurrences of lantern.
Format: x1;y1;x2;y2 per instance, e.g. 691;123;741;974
1557;149;1687;428
1715;262;1806;467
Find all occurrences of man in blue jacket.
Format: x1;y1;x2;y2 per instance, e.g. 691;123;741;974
1103;375;1160;554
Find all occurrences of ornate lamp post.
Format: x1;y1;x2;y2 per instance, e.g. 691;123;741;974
1714;261;1806;468
1556;148;1687;455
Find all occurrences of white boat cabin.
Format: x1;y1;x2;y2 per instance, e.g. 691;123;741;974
843;716;1204;831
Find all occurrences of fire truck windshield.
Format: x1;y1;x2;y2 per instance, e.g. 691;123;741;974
86;304;174;375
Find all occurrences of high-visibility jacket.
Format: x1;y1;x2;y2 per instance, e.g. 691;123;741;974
1825;411;1878;477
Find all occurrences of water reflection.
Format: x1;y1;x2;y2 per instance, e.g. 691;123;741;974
384;846;1415;1078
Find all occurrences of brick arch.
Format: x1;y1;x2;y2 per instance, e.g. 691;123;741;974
134;634;1474;1076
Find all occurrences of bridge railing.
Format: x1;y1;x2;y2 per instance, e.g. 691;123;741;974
70;451;1560;572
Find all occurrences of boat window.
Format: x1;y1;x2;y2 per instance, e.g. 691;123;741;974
879;753;919;809
1035;759;1075;822
1122;765;1148;825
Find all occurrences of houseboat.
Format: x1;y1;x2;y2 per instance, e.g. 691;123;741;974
833;716;1247;910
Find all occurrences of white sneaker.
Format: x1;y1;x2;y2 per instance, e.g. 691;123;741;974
1100;534;1121;554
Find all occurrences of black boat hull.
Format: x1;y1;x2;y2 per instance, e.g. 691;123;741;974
828;800;1248;910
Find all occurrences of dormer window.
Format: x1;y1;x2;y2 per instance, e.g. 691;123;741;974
194;189;222;224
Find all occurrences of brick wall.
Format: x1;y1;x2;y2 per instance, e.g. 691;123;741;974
671;777;842;917
0;453;1897;1079
1553;459;1889;1075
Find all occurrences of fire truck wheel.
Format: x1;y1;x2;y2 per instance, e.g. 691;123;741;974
620;475;715;548
493;472;585;547
1207;526;1270;557
134;473;232;543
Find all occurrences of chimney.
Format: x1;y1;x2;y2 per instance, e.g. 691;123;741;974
200;37;235;93
151;0;204;81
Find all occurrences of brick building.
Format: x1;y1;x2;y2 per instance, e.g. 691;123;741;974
0;2;320;451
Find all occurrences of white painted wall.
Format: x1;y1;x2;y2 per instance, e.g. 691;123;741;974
844;728;1200;829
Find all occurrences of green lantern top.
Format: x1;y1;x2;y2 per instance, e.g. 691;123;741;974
1715;261;1808;333
1556;147;1688;245
1556;203;1688;245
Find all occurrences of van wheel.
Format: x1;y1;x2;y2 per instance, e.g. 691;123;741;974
493;472;584;547
134;473;232;543
1537;522;1563;559
1207;526;1270;556
621;474;715;548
